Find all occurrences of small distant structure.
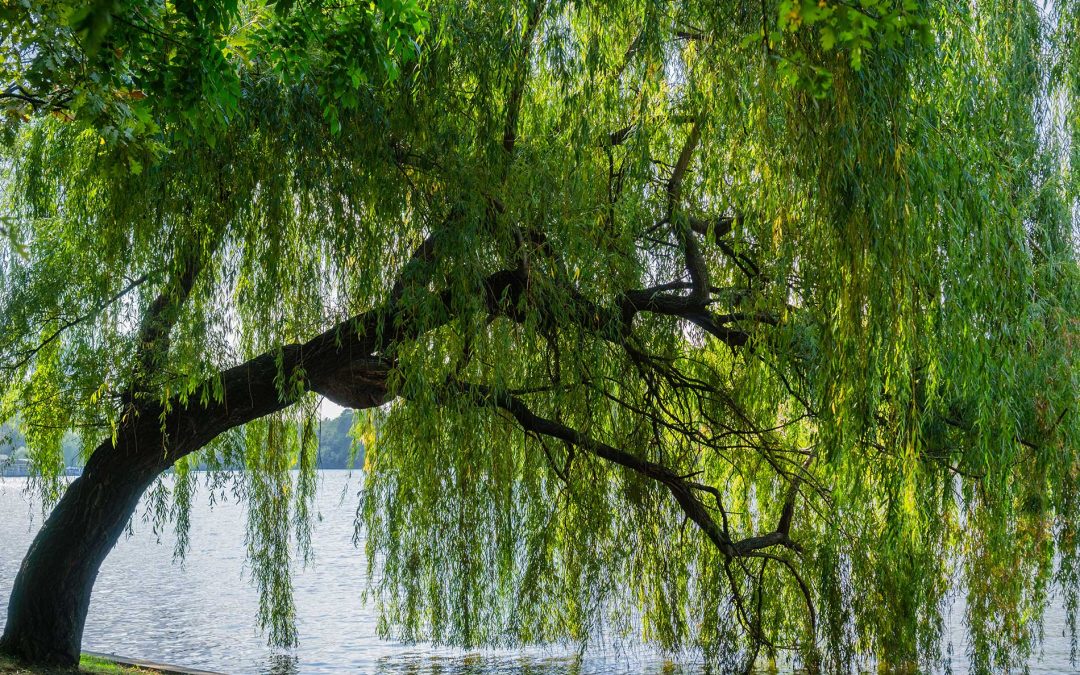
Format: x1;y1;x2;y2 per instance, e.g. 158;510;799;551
0;454;32;478
0;450;83;478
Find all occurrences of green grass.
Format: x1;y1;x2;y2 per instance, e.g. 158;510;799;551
0;654;155;674
79;656;154;674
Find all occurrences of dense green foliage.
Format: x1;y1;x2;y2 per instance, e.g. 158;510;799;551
2;0;1079;671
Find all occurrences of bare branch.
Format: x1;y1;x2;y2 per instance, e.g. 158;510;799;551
445;379;802;559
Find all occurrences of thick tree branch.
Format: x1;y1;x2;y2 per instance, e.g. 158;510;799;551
665;121;712;304
105;268;525;471
666;121;701;206
687;213;736;242
129;254;202;394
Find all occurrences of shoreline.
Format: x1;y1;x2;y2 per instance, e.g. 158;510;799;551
82;652;223;675
0;653;222;675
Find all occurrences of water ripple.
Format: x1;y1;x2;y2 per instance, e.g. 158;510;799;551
0;474;1075;673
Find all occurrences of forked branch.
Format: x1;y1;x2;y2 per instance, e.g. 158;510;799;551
445;379;803;560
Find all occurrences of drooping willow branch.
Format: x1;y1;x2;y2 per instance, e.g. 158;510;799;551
443;379;803;558
1;274;149;372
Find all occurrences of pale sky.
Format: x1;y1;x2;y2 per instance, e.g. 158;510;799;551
318;397;346;420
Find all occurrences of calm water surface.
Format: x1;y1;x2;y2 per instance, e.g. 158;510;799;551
0;471;1075;673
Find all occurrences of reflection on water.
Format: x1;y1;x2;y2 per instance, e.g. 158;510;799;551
262;654;700;675
0;472;1075;674
263;653;298;675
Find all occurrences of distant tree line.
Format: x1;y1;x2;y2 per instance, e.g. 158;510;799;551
314;410;364;470
0;421;24;456
0;416;360;470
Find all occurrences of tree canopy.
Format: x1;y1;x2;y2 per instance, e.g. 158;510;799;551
1;0;1079;671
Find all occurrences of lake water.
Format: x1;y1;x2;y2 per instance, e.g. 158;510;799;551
0;471;1076;674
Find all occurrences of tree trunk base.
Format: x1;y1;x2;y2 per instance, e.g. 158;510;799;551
0;446;162;670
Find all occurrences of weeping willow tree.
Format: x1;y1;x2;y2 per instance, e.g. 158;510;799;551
1;0;1078;670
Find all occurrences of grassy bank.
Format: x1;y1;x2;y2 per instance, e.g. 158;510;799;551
0;655;154;674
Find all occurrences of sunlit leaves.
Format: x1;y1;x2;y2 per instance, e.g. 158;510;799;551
770;0;930;95
1;0;428;161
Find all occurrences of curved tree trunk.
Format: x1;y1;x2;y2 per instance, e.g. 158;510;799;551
0;374;325;665
0;269;519;667
0;358;301;666
0;431;171;666
0;348;300;667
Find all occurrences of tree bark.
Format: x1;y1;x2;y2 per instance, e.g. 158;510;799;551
0;440;166;665
0;351;367;666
